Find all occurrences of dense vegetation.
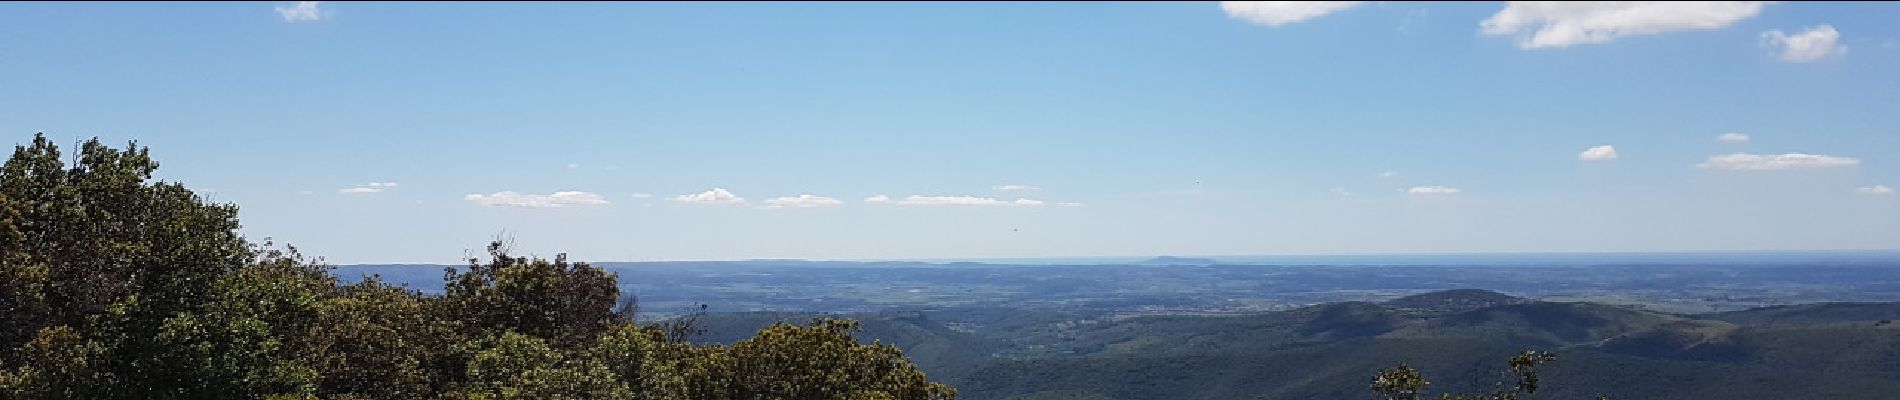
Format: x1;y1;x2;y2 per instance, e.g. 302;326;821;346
0;134;954;399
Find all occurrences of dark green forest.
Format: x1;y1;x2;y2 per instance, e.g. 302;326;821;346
0;135;955;399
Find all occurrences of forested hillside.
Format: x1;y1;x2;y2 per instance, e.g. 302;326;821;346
691;290;1900;400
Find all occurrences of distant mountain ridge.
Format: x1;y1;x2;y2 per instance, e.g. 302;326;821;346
1135;256;1219;265
1701;302;1900;326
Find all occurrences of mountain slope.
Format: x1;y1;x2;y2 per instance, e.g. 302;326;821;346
949;292;1900;400
1385;302;1682;347
1701;303;1900;326
680;291;1900;400
1384;289;1532;315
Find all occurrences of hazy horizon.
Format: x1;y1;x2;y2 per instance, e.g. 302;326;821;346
333;248;1900;266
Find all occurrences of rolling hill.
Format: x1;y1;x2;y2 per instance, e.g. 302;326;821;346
687;290;1900;400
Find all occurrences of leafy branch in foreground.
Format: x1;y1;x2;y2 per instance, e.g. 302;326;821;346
1373;350;1605;400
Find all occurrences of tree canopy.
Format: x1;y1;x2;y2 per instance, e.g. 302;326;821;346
0;133;955;400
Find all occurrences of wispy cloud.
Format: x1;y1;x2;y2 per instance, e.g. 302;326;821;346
1481;2;1767;49
630;193;652;199
894;195;1046;206
1717;132;1751;143
340;181;397;194
1220;1;1363;27
1378;171;1398;178
1763;25;1847;62
992;184;1041;191
464;191;610;208
673;188;746;205
1578;145;1618;161
1407;185;1461;195
1697;153;1860;171
275;1;322;22
864;195;893;204
1857;185;1894;195
1056;202;1085;207
761;194;843;209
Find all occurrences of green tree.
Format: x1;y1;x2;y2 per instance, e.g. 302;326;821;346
440;241;625;349
0;326;108;399
1371;363;1430;400
444;332;631;400
1;134;957;400
306;278;441;399
590;324;699;399
0;134;249;344
0;134;253;399
1372;350;1599;400
724;319;957;400
140;244;332;399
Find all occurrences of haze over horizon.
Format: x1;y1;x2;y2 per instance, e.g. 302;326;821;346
4;2;1897;263
336;249;1900;266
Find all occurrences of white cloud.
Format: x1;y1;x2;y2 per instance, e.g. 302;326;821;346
566;163;581;169
1407;186;1461;195
630;193;653;199
895;195;1045;207
1763;25;1847;62
1697;153;1861;170
1220;1;1364;27
1578;145;1618;161
672;188;746;205
275;1;322;22
1480;1;1767;49
1857;185;1894;195
1379;171;1399;178
992;185;1041;191
762;194;843;209
340;181;397;194
1056;202;1085;207
1717;132;1751;143
864;195;893;204
464;191;610;208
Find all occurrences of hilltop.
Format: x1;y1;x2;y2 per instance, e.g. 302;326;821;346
1384;288;1533;314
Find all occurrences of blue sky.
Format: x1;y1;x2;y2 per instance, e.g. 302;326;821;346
2;2;1896;263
